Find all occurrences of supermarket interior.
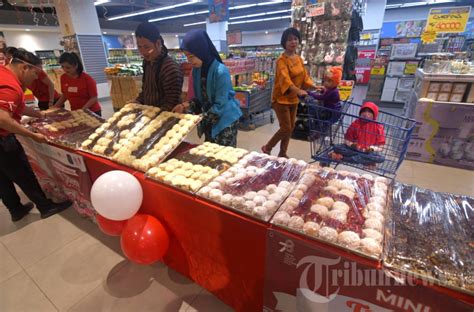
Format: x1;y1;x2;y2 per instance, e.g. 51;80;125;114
0;0;473;311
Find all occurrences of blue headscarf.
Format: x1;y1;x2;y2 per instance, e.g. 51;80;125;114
180;29;222;76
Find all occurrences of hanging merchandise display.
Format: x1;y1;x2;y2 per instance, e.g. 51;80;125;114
291;0;353;81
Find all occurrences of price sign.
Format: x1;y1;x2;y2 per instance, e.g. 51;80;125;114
425;6;471;33
371;66;385;76
421;30;437;44
338;80;354;101
306;3;325;17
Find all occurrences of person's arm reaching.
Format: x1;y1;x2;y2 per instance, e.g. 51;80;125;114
40;73;56;107
0;110;46;143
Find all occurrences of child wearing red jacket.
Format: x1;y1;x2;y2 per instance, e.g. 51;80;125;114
329;102;385;166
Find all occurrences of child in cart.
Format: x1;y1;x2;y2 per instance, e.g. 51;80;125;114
329;101;386;168
307;66;342;137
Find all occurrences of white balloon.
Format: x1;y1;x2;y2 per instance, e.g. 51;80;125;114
91;170;143;221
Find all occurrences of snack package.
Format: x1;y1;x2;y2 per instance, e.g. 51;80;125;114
27;109;104;147
197;152;307;221
384;182;474;294
271;165;390;258
146;142;248;192
110;111;200;172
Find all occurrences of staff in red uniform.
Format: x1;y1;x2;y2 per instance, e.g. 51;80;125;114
29;61;61;110
53;52;102;116
0;49;71;222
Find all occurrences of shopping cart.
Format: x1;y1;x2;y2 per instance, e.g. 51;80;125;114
307;99;417;178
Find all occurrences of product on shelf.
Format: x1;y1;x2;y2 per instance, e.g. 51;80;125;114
81;104;200;172
270;164;390;258
104;64;143;76
146;142;248;192
385;182;474;294
197;152;307;221
26;108;104;147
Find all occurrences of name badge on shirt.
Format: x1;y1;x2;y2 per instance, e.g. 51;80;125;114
68;86;78;93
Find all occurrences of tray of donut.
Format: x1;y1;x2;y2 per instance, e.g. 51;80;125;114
270;164;390;260
80;103;200;172
26;108;104;148
146;142;248;193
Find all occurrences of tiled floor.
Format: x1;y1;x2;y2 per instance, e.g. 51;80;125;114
1;91;473;311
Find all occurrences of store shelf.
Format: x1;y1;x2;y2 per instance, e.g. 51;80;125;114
418;98;474;106
389;57;422;61
415;69;474;82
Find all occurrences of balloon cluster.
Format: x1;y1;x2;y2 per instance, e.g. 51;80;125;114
91;171;169;265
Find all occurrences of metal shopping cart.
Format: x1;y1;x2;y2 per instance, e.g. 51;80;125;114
307;99;417;178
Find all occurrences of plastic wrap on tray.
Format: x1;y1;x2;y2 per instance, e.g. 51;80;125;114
384;182;474;293
146;142;248;192
109;111;201;172
270;164;390;258
81;103;160;159
26;109;104;147
197;151;307;221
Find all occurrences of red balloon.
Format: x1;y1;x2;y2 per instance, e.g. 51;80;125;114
96;214;127;236
120;214;169;265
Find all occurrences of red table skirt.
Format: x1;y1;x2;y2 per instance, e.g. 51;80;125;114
80;152;266;311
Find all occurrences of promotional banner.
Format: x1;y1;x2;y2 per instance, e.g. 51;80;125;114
263;228;473;312
17;137;95;219
227;30;242;45
425;6;471;33
338;80;354;101
209;0;229;23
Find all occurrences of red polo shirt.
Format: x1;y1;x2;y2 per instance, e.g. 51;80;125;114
0;65;25;137
29;70;59;102
60;72;101;112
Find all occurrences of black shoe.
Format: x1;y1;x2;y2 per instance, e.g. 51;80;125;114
40;200;72;219
11;202;35;222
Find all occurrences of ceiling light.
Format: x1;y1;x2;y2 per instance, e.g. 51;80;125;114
265;31;269;34
230;9;291;20
151;0;290;23
229;15;291;25
149;10;208;22
385;0;457;9
107;0;199;21
175;34;179;37
25;29;31;32
131;32;135;35
184;21;207;27
103;31;107;34
94;0;110;5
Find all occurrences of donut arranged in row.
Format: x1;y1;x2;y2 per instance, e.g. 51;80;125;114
271;165;389;258
198;152;307;221
146;143;248;192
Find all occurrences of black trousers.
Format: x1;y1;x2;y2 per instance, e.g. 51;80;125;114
0;135;52;214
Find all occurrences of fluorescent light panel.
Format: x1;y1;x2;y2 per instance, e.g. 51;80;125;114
184;21;207;27
230;9;291;20
107;0;199;21
149;9;208;22
385;0;457;9
94;0;110;5
150;0;289;24
229;15;291;25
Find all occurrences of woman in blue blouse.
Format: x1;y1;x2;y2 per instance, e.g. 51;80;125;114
173;29;242;147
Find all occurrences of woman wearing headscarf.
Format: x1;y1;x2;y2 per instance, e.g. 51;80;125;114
134;22;183;111
173;29;242;147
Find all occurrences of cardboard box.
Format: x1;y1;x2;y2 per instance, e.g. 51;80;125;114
452;83;467;94
437;93;450;101
428;82;441;92
397;77;415;90
387;61;406;76
426;92;438;100
449;93;463;102
440;83;453;93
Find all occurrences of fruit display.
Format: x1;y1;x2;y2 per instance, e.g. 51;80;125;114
146;142;248;192
81;103;200;172
27;108;104;147
270;165;390;258
384;182;474;293
104;64;143;76
197;152;307;221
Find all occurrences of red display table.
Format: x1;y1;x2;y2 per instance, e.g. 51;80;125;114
80;152;266;311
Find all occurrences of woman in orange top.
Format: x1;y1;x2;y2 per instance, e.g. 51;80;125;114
262;28;313;158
